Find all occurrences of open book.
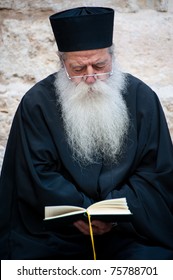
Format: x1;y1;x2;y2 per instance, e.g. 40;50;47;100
44;197;132;225
44;198;132;260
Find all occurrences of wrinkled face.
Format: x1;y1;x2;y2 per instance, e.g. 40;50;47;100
63;48;112;85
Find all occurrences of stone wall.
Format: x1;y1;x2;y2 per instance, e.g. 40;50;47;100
0;0;173;12
0;0;173;169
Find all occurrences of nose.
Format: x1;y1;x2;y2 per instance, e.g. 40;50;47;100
84;65;96;84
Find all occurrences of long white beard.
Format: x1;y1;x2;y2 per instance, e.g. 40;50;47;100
54;62;129;165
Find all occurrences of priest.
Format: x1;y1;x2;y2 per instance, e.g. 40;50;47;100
0;6;173;259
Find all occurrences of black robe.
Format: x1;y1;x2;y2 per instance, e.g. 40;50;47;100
0;73;173;259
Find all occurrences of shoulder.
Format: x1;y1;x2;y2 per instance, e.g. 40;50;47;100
13;73;60;122
21;73;57;107
123;74;166;131
125;73;161;109
18;73;57;115
125;74;150;95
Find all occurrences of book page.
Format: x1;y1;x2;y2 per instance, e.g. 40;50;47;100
88;198;131;215
45;205;85;219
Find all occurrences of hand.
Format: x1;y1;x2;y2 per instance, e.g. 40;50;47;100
73;219;113;235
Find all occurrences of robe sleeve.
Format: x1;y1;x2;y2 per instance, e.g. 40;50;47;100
0;77;95;259
105;85;173;249
0;80;93;236
19;94;93;210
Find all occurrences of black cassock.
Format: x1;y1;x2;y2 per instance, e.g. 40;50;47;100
0;73;173;259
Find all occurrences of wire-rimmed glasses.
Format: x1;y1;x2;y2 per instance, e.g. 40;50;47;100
63;63;113;81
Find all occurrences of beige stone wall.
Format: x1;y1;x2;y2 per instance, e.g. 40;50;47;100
0;0;172;12
0;0;173;169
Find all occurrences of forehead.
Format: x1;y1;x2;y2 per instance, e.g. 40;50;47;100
64;48;111;65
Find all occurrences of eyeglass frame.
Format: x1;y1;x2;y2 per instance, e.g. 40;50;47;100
62;61;113;81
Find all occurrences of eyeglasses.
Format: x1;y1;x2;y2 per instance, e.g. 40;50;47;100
63;63;113;81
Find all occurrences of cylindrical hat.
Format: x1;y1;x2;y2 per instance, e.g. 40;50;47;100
49;6;114;52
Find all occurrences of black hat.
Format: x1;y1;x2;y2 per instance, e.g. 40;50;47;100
49;6;114;52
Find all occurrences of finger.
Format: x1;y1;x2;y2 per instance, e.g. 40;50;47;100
92;220;112;230
73;220;90;235
92;226;111;235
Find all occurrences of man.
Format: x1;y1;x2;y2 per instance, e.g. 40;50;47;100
0;6;173;260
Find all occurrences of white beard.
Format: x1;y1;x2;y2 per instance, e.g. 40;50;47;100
54;61;129;165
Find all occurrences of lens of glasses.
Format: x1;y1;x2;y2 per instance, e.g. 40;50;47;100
70;72;113;81
63;61;113;81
